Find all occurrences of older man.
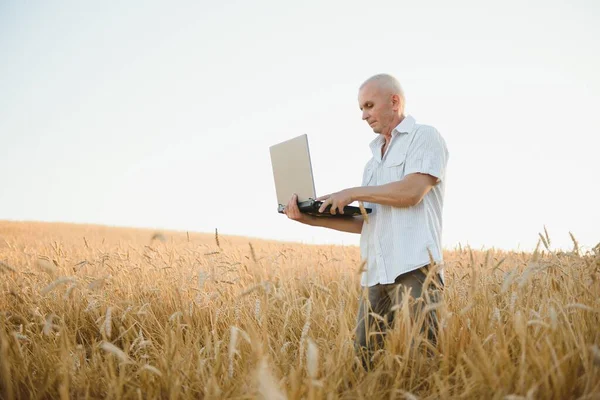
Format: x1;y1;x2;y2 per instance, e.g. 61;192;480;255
283;73;449;368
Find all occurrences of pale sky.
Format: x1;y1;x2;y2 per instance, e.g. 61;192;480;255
1;0;599;252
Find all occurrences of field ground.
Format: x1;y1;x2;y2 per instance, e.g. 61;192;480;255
0;221;599;399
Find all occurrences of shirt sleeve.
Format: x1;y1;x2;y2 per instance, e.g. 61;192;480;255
403;126;449;182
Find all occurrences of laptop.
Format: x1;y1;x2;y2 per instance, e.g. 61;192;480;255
269;134;372;217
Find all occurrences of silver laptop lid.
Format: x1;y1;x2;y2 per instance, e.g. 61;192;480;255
269;134;317;206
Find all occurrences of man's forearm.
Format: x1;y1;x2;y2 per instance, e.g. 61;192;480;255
303;215;364;234
351;181;419;208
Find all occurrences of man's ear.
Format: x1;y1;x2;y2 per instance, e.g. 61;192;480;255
391;94;401;111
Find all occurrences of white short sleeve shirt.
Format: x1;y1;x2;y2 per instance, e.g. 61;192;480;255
359;115;449;287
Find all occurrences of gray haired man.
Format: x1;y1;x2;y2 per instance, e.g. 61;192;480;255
283;73;449;368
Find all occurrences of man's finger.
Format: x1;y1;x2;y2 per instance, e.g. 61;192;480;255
330;201;337;215
316;194;330;201
288;194;298;209
318;199;330;213
339;198;350;215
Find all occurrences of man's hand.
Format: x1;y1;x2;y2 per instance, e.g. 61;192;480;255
316;188;356;215
283;194;312;223
282;192;364;234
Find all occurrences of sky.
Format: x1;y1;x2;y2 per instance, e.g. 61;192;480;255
1;0;599;253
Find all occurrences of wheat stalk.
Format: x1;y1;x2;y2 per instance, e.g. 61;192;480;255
139;364;162;377
0;261;16;273
41;277;76;295
358;201;369;223
306;338;319;379
43;313;57;336
37;258;57;274
228;326;239;378
249;242;258;263
101;341;130;364
255;358;286;400
104;307;113;339
87;276;107;291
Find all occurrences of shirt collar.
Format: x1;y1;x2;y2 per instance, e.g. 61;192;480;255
369;115;416;161
392;115;416;135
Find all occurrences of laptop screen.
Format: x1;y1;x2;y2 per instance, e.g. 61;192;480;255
269;134;317;206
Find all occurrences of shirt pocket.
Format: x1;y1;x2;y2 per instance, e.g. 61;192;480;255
384;151;407;181
362;164;375;186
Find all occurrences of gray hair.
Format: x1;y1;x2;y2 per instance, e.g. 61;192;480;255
359;73;405;102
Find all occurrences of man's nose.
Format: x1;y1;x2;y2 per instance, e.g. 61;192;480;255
362;110;369;120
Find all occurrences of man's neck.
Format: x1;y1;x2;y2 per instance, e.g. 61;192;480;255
381;114;405;144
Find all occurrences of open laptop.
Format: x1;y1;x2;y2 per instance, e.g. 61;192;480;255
269;134;372;217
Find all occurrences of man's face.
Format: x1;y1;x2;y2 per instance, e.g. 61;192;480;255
358;83;399;135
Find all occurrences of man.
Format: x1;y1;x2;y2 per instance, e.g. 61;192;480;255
283;73;449;369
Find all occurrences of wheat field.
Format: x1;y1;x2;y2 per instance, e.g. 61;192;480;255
0;221;598;399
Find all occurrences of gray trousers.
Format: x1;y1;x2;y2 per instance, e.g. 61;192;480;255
354;265;443;369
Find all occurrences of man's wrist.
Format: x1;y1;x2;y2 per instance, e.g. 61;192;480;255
350;186;367;203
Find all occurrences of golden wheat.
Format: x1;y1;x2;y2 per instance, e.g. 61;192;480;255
0;221;599;399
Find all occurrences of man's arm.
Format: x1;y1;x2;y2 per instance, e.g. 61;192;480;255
304;214;364;234
316;173;438;214
283;194;364;233
351;173;438;208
